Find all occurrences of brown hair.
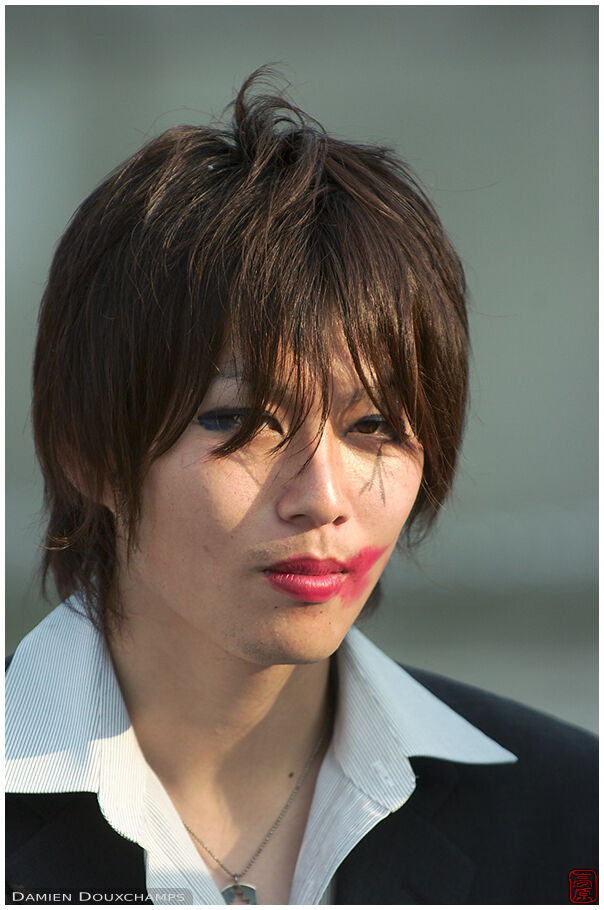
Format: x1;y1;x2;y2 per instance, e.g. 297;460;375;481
33;68;469;633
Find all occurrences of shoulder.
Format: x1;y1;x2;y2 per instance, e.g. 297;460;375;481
6;792;147;903
403;662;597;745
402;664;597;850
337;664;597;904
396;666;597;903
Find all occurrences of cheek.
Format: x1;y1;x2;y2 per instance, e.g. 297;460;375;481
145;455;262;544
357;450;423;529
200;459;266;532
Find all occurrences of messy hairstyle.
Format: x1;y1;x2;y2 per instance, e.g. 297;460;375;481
33;68;469;633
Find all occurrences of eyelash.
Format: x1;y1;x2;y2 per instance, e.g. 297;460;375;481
196;409;403;441
196;409;280;433
353;416;404;441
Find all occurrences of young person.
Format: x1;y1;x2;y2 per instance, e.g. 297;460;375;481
6;70;597;905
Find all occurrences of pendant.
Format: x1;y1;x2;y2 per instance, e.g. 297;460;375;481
222;883;258;905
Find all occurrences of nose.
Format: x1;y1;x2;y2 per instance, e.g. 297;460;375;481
275;427;351;530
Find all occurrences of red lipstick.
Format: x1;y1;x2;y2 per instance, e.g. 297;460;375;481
264;546;387;604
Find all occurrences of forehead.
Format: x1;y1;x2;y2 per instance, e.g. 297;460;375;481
212;341;379;404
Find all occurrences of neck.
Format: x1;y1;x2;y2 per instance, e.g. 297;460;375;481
107;596;333;799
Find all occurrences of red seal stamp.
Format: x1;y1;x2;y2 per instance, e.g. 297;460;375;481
569;870;597;903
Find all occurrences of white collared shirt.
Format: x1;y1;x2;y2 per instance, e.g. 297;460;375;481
6;597;516;904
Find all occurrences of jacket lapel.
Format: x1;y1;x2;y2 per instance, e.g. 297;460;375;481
336;757;476;904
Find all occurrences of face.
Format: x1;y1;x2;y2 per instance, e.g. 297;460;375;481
116;344;423;667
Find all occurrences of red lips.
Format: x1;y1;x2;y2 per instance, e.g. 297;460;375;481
264;547;387;604
268;556;349;576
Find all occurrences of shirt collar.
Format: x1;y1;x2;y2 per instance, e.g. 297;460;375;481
6;597;102;794
332;626;515;809
6;597;145;842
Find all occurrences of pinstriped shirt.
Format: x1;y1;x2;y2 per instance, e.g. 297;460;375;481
6;597;516;904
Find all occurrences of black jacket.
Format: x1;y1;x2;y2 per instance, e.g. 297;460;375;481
6;666;598;904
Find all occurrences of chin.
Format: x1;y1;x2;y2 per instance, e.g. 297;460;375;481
237;619;350;667
241;643;339;667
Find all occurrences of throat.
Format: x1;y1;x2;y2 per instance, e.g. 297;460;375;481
181;697;333;905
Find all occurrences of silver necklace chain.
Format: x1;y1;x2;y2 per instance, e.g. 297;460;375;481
184;721;329;886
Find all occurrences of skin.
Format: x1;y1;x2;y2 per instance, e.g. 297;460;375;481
108;342;423;903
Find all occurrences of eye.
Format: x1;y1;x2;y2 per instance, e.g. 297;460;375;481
196;408;282;434
351;415;402;441
197;410;243;432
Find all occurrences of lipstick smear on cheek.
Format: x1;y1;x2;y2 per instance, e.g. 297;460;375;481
339;546;387;605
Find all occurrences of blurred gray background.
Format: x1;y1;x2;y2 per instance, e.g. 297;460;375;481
6;7;597;732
